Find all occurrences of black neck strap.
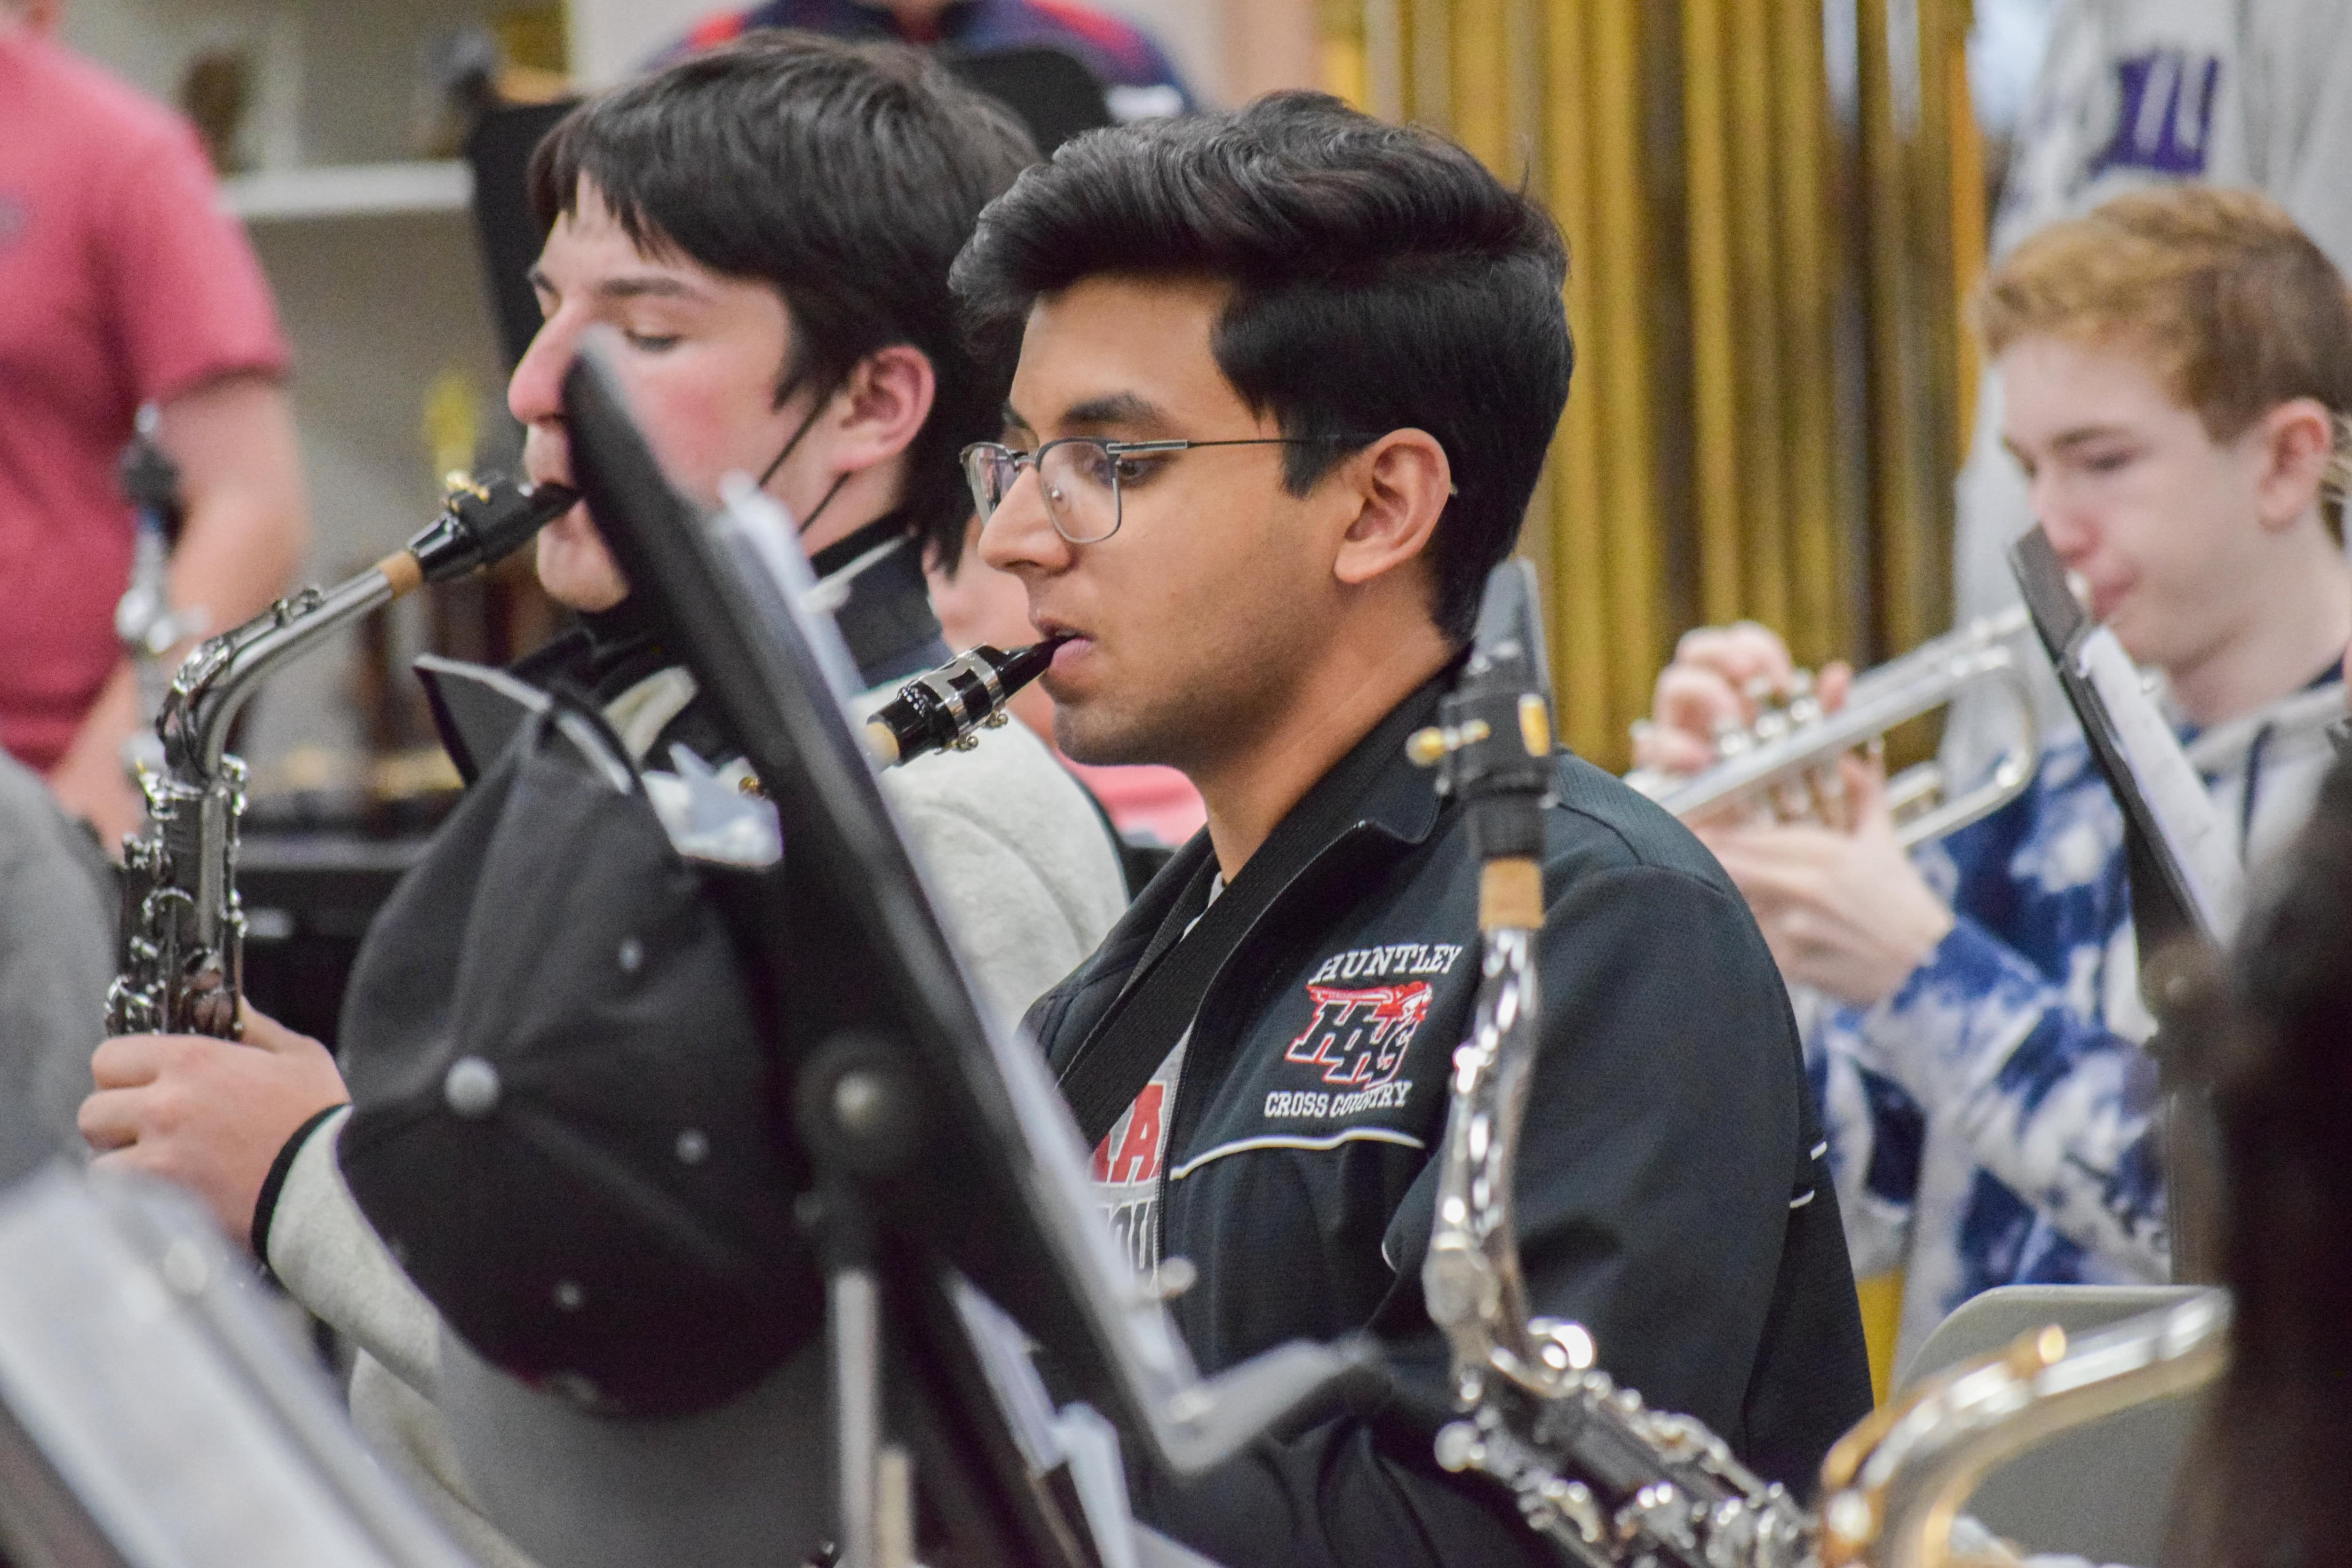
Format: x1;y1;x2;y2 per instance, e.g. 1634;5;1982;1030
1057;679;1449;1146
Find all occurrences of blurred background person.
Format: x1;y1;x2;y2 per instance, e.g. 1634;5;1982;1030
0;0;307;848
668;0;1194;118
1947;0;2352;781
2166;720;2352;1568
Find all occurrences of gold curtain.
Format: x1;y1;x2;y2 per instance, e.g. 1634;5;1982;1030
1320;0;1985;773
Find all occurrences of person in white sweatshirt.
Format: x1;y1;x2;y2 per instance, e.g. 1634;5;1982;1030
75;36;1127;1567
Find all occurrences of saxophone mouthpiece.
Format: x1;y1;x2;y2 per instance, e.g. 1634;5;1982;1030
863;635;1068;768
377;475;580;597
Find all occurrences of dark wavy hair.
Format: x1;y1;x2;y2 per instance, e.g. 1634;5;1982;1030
2167;744;2352;1566
530;32;1037;569
951;91;1572;640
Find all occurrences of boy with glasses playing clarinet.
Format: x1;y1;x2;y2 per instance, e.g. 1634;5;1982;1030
953;92;1870;1568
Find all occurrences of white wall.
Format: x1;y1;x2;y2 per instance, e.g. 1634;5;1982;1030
566;0;718;87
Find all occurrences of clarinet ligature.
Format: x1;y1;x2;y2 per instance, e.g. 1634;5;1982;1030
863;636;1068;768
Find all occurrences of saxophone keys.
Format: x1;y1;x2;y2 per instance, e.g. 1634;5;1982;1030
1432;1420;1483;1472
187;982;238;1039
2005;1323;2068;1375
1528;1317;1597;1374
1821;1488;1879;1554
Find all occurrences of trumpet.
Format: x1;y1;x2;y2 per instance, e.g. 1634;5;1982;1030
1626;607;2042;849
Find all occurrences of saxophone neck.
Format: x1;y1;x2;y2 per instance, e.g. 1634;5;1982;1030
150;473;575;784
159;573;389;781
1415;560;1559;1400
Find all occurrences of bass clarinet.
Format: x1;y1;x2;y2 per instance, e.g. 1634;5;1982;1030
107;474;576;1040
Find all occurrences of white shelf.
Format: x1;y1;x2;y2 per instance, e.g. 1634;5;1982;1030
225;161;474;223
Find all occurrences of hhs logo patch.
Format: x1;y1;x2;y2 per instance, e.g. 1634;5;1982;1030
1284;982;1431;1089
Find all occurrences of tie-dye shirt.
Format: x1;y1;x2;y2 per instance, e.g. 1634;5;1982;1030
1806;677;2344;1360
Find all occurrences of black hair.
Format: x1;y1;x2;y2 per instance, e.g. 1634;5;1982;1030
2166;750;2352;1568
950;91;1571;639
530;32;1038;569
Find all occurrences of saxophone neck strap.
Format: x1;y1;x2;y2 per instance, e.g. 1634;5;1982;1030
1057;680;1448;1147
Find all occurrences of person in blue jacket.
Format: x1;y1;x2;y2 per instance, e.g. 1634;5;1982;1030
1638;184;2352;1361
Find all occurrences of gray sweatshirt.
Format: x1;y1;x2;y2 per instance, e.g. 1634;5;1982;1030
0;752;111;1187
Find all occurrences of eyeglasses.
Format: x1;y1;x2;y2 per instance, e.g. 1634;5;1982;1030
959;436;1374;545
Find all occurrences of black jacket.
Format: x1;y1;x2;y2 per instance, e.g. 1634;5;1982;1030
1027;675;1873;1568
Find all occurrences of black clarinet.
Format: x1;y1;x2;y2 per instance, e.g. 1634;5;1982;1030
862;637;1069;767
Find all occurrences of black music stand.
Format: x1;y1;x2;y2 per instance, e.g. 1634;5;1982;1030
465;100;579;370
941;46;1114;152
560;337;1358;1567
2008;526;2238;1281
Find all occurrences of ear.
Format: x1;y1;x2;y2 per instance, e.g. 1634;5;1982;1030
2252;396;2335;532
1330;429;1452;591
818;343;937;480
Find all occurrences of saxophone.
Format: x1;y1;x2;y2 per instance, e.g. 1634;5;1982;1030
1813;1291;2226;1568
1408;562;2225;1568
106;474;576;1039
1410;560;1816;1568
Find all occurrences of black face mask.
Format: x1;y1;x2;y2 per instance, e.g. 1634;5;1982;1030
757;378;850;538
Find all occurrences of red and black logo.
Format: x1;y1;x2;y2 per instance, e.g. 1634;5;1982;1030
1283;982;1431;1090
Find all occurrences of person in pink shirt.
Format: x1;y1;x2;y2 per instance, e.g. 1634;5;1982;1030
0;0;307;846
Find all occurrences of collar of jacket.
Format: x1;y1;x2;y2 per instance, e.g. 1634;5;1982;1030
806;510;951;687
2178;659;2347;774
517;509;950;703
1057;656;1464;1040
